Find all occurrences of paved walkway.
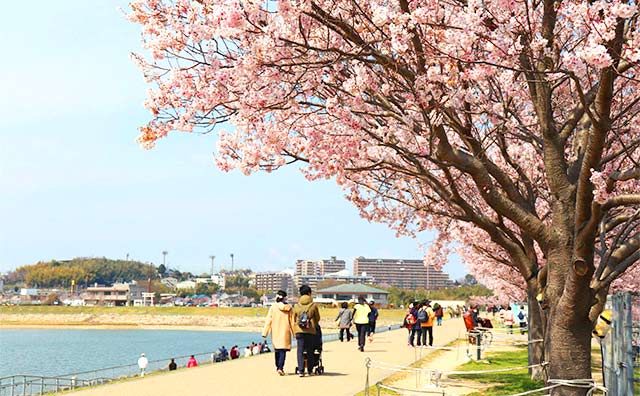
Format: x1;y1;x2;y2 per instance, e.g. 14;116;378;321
67;319;465;396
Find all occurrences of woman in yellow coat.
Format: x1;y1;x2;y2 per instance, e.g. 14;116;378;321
262;290;294;375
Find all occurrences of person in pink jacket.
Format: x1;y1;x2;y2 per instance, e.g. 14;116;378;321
262;290;294;376
187;355;198;368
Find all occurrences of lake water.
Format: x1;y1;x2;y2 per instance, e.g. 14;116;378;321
0;329;265;378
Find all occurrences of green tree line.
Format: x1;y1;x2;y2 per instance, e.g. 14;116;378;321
386;284;493;307
10;258;154;288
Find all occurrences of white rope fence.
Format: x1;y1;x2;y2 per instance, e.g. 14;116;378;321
364;358;608;396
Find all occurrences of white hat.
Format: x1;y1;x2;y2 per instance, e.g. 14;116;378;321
141;353;145;356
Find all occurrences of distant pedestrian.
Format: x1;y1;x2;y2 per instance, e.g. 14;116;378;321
419;301;435;346
409;302;422;346
517;305;528;335
335;302;353;342
352;296;371;352
137;353;148;377
244;346;252;358
187;355;198;368
262;290;294;376
434;303;444;326
292;285;320;377
503;306;514;334
367;300;378;343
168;358;177;371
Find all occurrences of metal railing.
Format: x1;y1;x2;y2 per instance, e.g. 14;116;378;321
1;324;403;396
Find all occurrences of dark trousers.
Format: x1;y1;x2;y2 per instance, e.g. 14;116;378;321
274;349;287;370
356;323;369;348
519;322;527;334
368;321;376;335
409;328;422;346
421;326;433;346
339;328;353;341
296;333;316;374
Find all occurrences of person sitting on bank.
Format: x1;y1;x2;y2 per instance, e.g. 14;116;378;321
187;355;198;368
230;345;240;359
168;358;177;371
219;345;229;361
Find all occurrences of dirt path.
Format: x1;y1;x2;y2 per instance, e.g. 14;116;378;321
65;319;465;396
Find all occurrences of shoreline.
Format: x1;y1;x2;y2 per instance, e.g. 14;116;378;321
0;323;264;332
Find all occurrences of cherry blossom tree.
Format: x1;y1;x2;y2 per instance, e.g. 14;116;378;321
127;0;640;393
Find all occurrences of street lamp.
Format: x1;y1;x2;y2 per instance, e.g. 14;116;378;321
230;253;234;272
162;251;168;267
209;255;216;276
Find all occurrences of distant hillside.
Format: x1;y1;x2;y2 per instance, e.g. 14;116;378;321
9;257;154;288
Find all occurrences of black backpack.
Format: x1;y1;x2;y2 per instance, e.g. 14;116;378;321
298;308;312;329
417;309;428;322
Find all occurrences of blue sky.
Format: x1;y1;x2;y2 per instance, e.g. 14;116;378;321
0;1;466;279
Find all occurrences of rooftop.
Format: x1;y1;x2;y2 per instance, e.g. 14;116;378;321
316;283;389;294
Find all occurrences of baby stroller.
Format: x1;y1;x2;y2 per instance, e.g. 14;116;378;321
296;324;325;375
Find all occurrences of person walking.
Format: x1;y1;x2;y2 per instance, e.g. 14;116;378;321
434;303;444;326
137;353;148;377
187;355;198;368
292;285;320;377
419;301;435;347
352;296;371;352
409;302;423;346
335;302;353;342
503;306;515;334
367;299;378;343
517;305;528;335
262;290;294;376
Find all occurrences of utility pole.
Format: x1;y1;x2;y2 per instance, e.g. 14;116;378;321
209;255;215;276
147;262;154;293
230;253;234;272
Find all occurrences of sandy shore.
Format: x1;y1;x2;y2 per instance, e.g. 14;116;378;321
0;312;394;332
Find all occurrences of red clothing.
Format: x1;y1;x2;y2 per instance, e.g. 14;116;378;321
187;357;198;368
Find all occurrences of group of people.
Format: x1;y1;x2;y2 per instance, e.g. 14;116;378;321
404;300;438;347
137;353;197;376
464;304;528;335
335;296;378;352
243;341;271;357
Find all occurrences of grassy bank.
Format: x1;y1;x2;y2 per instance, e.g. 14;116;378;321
449;348;544;395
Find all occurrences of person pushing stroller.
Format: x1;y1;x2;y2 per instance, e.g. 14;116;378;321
292;285;321;377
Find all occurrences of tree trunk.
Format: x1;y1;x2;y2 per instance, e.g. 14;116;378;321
547;302;593;396
526;285;546;381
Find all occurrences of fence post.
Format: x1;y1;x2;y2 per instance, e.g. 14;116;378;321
623;292;634;395
476;332;482;360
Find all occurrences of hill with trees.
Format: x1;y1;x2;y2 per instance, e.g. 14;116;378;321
7;258;154;288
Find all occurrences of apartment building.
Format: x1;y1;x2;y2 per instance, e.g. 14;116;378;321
255;271;294;295
295;256;346;276
353;257;454;289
